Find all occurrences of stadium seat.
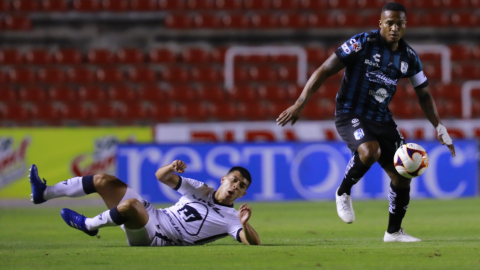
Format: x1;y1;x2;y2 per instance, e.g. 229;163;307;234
30;103;61;123
3;15;31;31
121;101;152;122
209;102;238;121
106;85;137;101
248;66;278;81
0;70;8;83
298;0;328;9
336;12;364;27
250;13;279;28
130;0;157;11
403;12;422;27
149;48;177;63
67;66;96;83
0;86;17;103
41;0;68;11
389;99;414;119
271;54;297;64
12;0;40;11
165;14;192;29
472;45;480;60
37;67;66;84
452;63;480;80
96;67;124;83
186;0;215;9
158;0;185;9
0;48;23;65
18;85;47;102
433;82;461;101
356;0;385;9
165;85;197;102
177;102;210;122
197;84;227;102
243;0;271;9
422;63;442;81
443;100;462;119
47;85;77;102
237;101;271;120
61;102;91;122
8;67;36;84
414;0;442;8
89;102;119;120
137;84;165;101
116;48;144;64
306;46;327;65
257;84;287;101
317;82;339;100
1;103;30;122
221;13;250;28
278;13;308;28
285;84;302;100
272;0;298;9
278;66;297;82
238;54;269;63
190;66;222;82
210;47;227;63
181;47;210;63
451;12;478;28
308;12;336;28
233;66;249;81
270;101;293;118
77;85;106;101
72;0;100;12
229;85;258;102
193;13;222;28
160;66;190;82
87;49;115;65
423;12;450;27
0;0;12;11
54;49;83;65
215;0;242;9
150;102;177;122
102;0;129;11
448;44;471;61
24;49;53;65
442;0;469;7
128;66;157;83
329;0;356;8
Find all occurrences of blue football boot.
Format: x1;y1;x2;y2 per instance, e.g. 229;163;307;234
61;208;99;237
29;164;47;204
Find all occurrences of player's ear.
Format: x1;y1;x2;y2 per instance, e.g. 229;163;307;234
220;176;225;184
378;19;382;28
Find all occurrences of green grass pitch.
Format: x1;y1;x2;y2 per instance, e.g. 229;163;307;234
1;199;479;270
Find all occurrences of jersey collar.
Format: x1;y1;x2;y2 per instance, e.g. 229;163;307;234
212;191;234;208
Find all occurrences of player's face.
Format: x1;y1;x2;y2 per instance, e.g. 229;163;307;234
379;10;406;44
219;171;248;201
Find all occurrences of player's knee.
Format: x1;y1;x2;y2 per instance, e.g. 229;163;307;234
117;198;143;215
93;173;125;189
359;146;381;165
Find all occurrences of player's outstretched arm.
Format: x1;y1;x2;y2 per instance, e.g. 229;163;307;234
155;160;187;189
414;86;456;157
276;53;345;127
238;203;261;245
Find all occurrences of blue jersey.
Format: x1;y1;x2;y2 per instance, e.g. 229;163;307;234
334;30;428;122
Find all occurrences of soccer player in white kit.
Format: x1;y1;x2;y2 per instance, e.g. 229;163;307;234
29;160;261;246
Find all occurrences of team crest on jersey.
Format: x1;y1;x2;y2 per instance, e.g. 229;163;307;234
401;61;408;74
352;42;362;52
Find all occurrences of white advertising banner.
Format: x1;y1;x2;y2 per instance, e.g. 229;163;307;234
154;120;480;143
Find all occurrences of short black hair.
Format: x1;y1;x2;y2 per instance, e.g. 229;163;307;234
228;166;252;187
382;2;407;16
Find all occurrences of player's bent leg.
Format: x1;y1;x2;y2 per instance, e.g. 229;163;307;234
117;198;149;230
29;164;47;204
117;199;158;246
60;208;99;237
93;173;128;209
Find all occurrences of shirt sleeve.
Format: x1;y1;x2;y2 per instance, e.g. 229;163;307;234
335;33;366;65
175;176;207;196
405;48;428;88
229;212;243;243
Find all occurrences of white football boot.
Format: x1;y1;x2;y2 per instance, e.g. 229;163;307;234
335;187;355;223
384;228;421;242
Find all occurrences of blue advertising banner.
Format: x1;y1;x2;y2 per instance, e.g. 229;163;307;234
116;140;478;203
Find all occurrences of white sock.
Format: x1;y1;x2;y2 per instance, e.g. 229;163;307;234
85;210;117;230
43;177;87;200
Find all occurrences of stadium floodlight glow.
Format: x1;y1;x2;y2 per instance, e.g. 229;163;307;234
411;44;451;84
224;46;307;91
461;80;480;118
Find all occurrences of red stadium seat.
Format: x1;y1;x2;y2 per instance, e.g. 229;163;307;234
137;84;166;101
8;67;36;84
210;47;227;63
306;46;327;65
96;67;124;83
116;48;144;64
392;0;414;8
433;82;461;101
244;0;271;9
165;85;197;102
215;0;242;9
106;85;137;101
47;85;77;102
248;66;278;81
41;0;68;11
472;45;480;61
161;66;190;82
54;49;83;65
0;48;23;65
24;49;53;65
3;15;31;31
257;84;287;101
72;0;100;12
299;0;328;9
78;85;106;101
278;66;297;82
90;102;119;120
422;63;442;81
271;54;297;63
128;66;157;83
237;101;271;120
285;84;302;100
270;101;293;118
12;0;40;11
389;100;414;119
18;85;47;102
278;13;308;29
1;103;30;122
0;86;17;102
329;0;356;8
250;13;279;28
237;54;269;63
181;47;210;63
186;0;214;9
130;0;157;11
158;0;185;9
197;84;227;102
209;102;238;121
356;0;385;9
0;0;12;11
121;101;152;122
37;67;66;84
102;0;129;11
190;66;222;82
150;103;177;122
317;82;339;100
87;49;115;65
272;0;298;9
221;13;250;28
193;13;222;28
67;66;96;83
165;14;192;29
452;63;480;80
451;12;478;28
30;103;61;123
177;102;210;122
229;85;258;102
61;102;91;122
414;0;442;8
233;66;249;81
443;100;462;119
149;48;177;63
0;70;6;83
308;12;336;28
448;44;472;61
336;12;364;27
424;12;450;27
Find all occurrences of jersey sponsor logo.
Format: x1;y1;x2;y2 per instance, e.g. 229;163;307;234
369;88;389;103
174;202;209;236
401;61;408;74
178;204;203;222
373;54;381;62
366;70;398;86
351;118;360;127
341;43;351;54
354;128;364;140
364;59;380;67
352;42;362;52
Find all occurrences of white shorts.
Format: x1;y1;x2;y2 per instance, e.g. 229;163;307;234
119;188;174;246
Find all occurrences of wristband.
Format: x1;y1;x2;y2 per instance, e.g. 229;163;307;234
436;124;453;145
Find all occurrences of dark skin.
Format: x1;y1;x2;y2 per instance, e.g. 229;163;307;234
276;10;455;188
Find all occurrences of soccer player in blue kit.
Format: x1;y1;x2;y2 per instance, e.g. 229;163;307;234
277;2;456;242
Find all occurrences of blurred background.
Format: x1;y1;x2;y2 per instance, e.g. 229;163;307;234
0;0;478;203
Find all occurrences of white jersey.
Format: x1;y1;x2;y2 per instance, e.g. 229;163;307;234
156;176;243;246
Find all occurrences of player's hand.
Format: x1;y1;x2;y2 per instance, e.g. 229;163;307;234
171;160;187;173
276;104;304;127
436;124;456;157
238;203;252;224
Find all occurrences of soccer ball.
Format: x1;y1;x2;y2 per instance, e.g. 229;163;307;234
393;143;429;178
